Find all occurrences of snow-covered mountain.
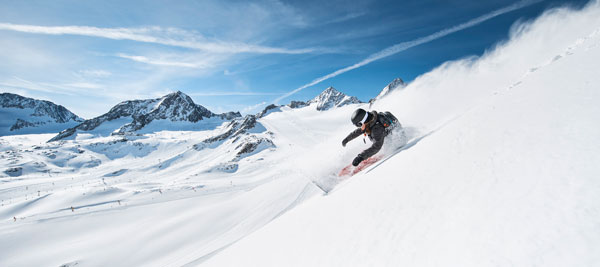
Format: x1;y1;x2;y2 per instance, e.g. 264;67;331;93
369;77;405;106
0;93;83;136
49;91;241;142
194;113;274;171
2;2;600;267
307;86;362;111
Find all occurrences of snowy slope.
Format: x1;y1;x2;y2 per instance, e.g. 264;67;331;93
204;2;600;267
0;125;306;266
0;93;83;136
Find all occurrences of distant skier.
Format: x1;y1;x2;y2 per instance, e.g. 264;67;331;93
342;108;400;166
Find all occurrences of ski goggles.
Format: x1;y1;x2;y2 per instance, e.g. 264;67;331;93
354;114;369;127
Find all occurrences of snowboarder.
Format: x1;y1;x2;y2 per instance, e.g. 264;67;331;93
342;108;399;166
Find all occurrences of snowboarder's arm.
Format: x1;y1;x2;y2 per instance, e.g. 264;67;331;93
342;128;363;146
358;125;384;159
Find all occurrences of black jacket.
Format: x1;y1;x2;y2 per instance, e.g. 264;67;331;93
342;112;386;159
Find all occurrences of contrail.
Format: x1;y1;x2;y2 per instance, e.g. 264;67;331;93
274;0;542;103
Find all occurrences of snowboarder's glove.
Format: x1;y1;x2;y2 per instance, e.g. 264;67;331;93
342;138;348;147
352;155;364;166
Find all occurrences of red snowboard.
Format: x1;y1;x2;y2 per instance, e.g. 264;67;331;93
338;156;382;177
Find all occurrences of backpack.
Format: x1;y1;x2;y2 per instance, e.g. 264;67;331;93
377;111;399;128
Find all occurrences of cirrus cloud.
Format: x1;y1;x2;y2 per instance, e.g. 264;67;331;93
0;23;316;54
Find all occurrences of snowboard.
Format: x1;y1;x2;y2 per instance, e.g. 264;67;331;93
311;152;396;195
338;155;383;177
311;154;387;195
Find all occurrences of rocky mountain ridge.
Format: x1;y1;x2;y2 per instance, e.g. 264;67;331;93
307;86;362;111
49;91;241;142
6;81;397;141
0;92;83;135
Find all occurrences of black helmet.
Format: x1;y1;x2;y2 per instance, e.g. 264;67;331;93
351;108;367;127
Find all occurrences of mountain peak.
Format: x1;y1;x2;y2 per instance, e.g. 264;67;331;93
106;91;217;134
164;90;188;99
369;77;406;106
308;86;361;111
324;86;338;92
388;77;405;86
1;93;83;136
155;91;197;112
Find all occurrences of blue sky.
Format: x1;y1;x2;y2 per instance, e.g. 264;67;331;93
0;0;590;118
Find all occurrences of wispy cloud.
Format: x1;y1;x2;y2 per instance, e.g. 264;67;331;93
274;0;543;103
63;82;103;89
77;69;112;78
0;23;315;54
117;53;212;68
324;12;366;24
1;77;80;95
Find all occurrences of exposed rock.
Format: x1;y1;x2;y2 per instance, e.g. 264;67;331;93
1;93;83;135
211;163;239;173
308;87;362;111
288;101;308;109
1;93;83;123
114;91;215;134
369;78;405;106
49;91;241;141
198;115;259;146
10;119;43;131
257;104;281;118
219;111;242;120
235;136;274;158
4;167;23;177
